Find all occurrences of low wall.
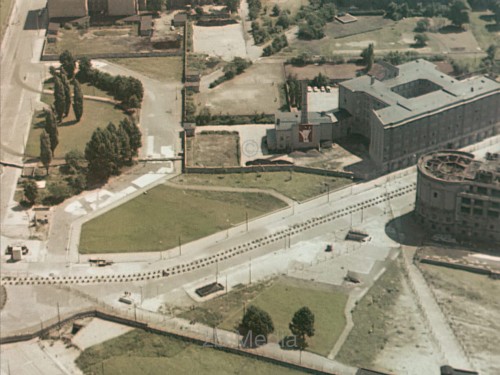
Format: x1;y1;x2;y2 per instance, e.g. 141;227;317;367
419;258;496;277
185;164;355;179
41;50;183;61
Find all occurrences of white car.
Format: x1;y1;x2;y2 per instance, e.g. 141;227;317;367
320;86;325;92
307;86;313;93
312;86;318;92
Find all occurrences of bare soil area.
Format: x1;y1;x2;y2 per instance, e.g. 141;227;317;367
186;133;240;167
420;264;500;375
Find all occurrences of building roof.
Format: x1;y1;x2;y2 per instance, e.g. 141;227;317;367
173;13;187;22
340;59;500;127
418;150;500;185
335;13;358;24
185;81;200;87
140;15;152;31
48;22;59;32
275;111;336;130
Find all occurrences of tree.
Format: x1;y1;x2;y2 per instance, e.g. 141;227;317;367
240;305;274;347
414;18;430;32
23;180;38;205
196;107;212;125
117;124;132;165
414;33;429;47
65;149;85;173
272;4;280;16
73;80;84;122
120;117;142;156
447;0;470;28
76;57;92;82
59;50;76;79
289;307;315;350
276;13;290;29
361;43;375;71
494;1;500;25
44;107;59;156
225;0;239;13
60;71;72;117
40;130;52;174
85;128;113;182
53;75;66;121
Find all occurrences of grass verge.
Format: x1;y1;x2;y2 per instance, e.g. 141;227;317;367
336;259;403;367
180;277;348;357
79;185;287;253
75;329;305;375
172;172;352;202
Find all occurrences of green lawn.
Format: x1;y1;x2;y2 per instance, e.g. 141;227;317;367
173;172;352;202
111;56;184;82
44;79;113;99
180;278;348;357
469;11;499;52
76;329;305;375
336;260;403;367
24;97;129;159
79;185;287;253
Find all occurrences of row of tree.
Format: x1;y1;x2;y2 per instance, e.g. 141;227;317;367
248;0;262;20
286;75;303;109
296;0;336;40
85;118;142;183
262;35;288;56
240;305;315;349
209;57;252;88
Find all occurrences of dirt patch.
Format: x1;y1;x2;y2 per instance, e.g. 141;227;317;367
420;264;500;375
186;132;240;167
197;62;285;115
193;23;246;61
0;286;6;310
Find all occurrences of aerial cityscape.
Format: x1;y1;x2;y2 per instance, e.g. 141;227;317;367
0;0;499;374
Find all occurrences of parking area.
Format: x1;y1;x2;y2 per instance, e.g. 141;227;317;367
307;88;339;113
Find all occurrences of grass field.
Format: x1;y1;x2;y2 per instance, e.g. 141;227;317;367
336;260;403;367
76;329;305;375
24;97;128;159
187;133;240;167
180;277;348;356
172;172;352;202
469;11;499;52
79;185;287;253
111;56;184;82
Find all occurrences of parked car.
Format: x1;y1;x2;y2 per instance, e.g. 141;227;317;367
325;244;333;252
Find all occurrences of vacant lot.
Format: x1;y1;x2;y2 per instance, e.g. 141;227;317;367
193;23;246;61
79;185;286;253
197;61;285;115
76;329;304;375
173;172;352;202
180;277;348;356
111;56;184;82
337;261;403;367
421;264;500;375
469;11;499;52
186;132;240;167
24;98;128;160
44;25;182;56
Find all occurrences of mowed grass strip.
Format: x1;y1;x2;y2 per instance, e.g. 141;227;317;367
173;172;352;202
76;329;304;375
110;56;184;82
79;185;286;253
181;278;348;357
24;98;128;159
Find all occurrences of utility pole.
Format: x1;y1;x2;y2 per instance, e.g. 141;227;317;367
327;185;330;203
178;236;182;256
57;302;61;328
249;258;252;284
245;211;248;232
140;286;143;304
215;260;218;284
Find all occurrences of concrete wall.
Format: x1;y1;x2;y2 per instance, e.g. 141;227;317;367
48;0;88;18
108;0;137;15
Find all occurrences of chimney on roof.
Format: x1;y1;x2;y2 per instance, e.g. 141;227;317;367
370;76;375;85
471;87;474;92
300;80;308;124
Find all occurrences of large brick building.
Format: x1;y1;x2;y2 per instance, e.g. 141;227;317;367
415;150;500;244
48;0;141;18
267;60;500;173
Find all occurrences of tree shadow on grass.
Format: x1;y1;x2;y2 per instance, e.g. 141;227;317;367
479;14;495;22
486;24;500;32
438;25;466;34
279;335;300;351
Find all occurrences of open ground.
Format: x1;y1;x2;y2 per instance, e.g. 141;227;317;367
172;171;352;202
193;23;247;61
285;17;482;57
186;132;240;167
197;61;285;115
0;0;14;40
420;263;500;375
44;24;182;56
24;96;129;160
109;56;184;82
75;328;305;375
79;184;287;253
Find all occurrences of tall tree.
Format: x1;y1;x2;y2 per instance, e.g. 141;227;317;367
60;71;72;118
76;57;92;82
23;180;38;205
73;80;84;122
44;107;59;156
120;117;142;156
240;305;275;347
104;122;121;172
147;0;162;11
361;43;375;71
85;128;112;182
53;75;66;121
59;50;76;79
117;124;132;165
40;130;52;174
289;306;315;350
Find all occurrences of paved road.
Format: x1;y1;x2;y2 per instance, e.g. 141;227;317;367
0;0;47;239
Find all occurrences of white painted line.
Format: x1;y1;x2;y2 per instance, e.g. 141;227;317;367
147;135;154;156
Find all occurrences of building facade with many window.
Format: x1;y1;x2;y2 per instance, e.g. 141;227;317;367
415;150;500;244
